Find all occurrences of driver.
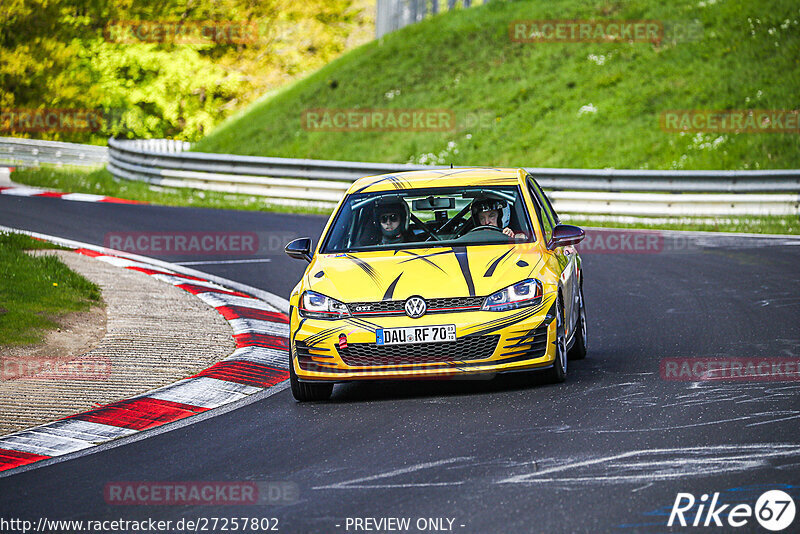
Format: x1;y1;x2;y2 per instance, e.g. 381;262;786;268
375;199;411;244
471;198;524;239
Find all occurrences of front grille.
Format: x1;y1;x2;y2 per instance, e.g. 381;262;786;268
347;296;485;317
337;335;500;367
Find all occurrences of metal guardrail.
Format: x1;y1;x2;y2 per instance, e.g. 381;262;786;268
106;137;800;216
0;136;107;167
376;0;482;39
1;136;798;216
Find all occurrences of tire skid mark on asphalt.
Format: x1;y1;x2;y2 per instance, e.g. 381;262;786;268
497;444;800;486
318;445;800;490
313;457;475;490
0;246;290;474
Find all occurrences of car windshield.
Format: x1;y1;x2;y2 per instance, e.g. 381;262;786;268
321;186;534;253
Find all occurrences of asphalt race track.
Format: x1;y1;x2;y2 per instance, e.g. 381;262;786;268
1;194;799;533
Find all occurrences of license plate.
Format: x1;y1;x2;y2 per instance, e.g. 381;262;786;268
376;325;456;346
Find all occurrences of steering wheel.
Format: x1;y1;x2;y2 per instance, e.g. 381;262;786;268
467;225;505;234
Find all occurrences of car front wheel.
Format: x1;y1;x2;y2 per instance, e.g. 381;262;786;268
289;352;333;401
544;296;568;383
568;284;587;360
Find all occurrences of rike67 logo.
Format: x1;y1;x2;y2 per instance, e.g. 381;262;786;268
669;490;795;531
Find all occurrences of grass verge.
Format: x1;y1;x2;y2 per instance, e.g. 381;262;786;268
0;232;102;345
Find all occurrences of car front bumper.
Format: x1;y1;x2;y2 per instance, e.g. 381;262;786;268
291;293;558;382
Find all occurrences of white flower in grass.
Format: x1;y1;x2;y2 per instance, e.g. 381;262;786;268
587;53;606;65
577;103;597;116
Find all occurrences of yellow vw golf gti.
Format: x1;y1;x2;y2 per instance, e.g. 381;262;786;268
284;168;587;401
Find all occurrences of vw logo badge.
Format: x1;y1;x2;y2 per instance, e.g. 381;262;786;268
404;296;427;319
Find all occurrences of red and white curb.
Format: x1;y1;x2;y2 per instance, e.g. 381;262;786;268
0;185;145;205
0;238;289;474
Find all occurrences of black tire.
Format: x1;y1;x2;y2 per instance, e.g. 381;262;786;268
568;284;587;360
289;351;333;402
544;296;568;383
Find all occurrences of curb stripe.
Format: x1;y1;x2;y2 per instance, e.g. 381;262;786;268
147;377;260;409
193;361;289;389
35;420;138;442
224;346;287;368
196;293;277;312
0;430;94;456
178;283;253;298
0;243;290;475
0;186;148;205
228;318;290;337
155;276;229;290
98;197;147;204
233;332;290;350
216;306;289;324
74;248;104;257
73;397;210;431
0;449;51;471
126;267;206;281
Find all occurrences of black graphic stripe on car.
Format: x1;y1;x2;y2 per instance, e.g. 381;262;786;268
304;326;342;347
483;249;513;277
453;246;476;297
345;254;382;286
383;273;403;301
398;250;449;272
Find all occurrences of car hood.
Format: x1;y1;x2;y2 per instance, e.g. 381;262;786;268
304;245;546;302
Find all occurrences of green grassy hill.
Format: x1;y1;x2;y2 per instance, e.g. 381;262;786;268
194;0;800;170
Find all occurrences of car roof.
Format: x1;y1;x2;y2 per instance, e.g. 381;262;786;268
346;168;527;194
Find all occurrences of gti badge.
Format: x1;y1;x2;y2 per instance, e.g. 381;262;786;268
404;296;427;318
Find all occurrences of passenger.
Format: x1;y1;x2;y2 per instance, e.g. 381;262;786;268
471;198;526;239
375;199;412;245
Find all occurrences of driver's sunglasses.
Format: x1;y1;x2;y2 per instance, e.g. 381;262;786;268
380;213;399;223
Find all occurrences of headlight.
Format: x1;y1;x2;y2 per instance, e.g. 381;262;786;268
482;279;543;312
299;290;351;319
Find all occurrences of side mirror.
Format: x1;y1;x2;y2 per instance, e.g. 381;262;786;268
285;237;313;262
547;224;585;250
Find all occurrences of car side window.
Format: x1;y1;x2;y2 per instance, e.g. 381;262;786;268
527;180;553;244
